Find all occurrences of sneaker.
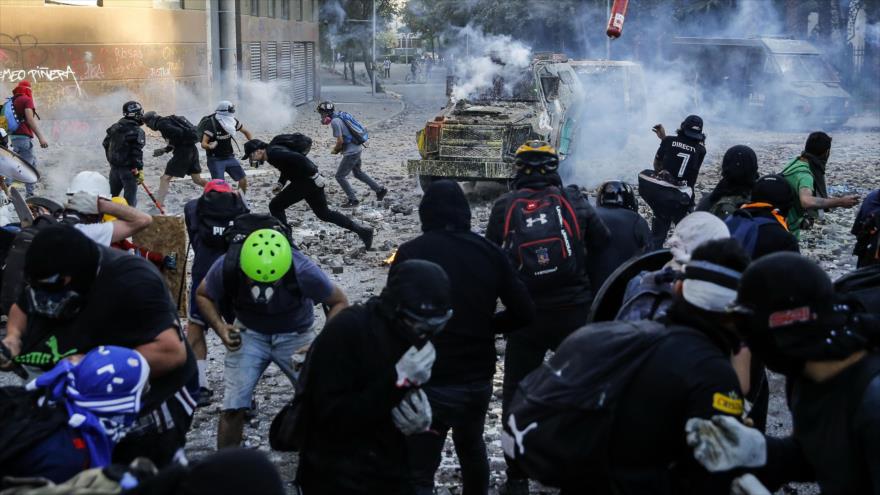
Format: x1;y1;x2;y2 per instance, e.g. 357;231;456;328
341;199;360;208
356;226;374;250
500;479;529;495
376;187;388;201
196;387;213;408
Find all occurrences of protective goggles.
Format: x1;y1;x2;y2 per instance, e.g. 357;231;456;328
399;307;453;338
27;285;83;320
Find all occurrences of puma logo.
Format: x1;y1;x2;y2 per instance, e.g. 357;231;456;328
525;214;548;228
501;414;538;458
46;335;78;362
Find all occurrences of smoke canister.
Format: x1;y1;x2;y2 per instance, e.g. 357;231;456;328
606;0;629;39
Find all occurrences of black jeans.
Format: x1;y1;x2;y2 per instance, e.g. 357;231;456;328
649;205;690;250
109;166;138;207
268;181;358;233
502;304;591;481
408;381;493;495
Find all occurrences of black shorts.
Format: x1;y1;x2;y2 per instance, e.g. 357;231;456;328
164;145;202;178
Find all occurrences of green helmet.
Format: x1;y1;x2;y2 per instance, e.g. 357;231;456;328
239;229;292;283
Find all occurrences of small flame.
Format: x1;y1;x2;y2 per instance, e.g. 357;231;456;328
383;249;398;266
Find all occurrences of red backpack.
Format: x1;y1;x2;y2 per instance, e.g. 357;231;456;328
502;187;583;291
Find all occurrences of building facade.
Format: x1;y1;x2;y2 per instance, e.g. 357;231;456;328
0;0;319;142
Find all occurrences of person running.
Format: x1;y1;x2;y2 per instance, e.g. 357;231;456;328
316;101;387;208
781;131;860;240
201;101;253;193
725;174;799;260
1;225;196;467
6;80;49;197
103;101;146;207
296;260;452;494
687;252;880;495
195;229;349;449
242;135;375;249
184;179;249;406
587;180;651;291
696;145;759;219
485;141;609;494
143;111;208;207
393;180;535;495
649;115;708;248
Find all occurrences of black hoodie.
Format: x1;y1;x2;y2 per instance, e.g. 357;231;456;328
394;180;535;385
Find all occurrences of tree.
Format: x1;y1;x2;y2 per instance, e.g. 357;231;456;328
319;0;399;84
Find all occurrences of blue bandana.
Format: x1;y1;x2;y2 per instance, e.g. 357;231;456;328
27;346;150;468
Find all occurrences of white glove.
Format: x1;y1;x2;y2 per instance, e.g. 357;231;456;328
272;182;285;194
311;173;326;188
730;474;772;495
686;415;767;472
394;342;436;388
66;191;100;215
391;388;432;435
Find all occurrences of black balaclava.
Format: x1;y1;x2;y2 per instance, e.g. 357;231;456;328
380;259;452;346
25;224;100;295
419;179;471;232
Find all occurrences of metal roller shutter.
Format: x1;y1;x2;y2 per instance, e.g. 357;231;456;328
293;42;308;105
249;42;262;81
305;42;315;102
266;42;277;81
280;42;293;98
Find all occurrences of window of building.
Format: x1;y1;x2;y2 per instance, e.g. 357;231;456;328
293;0;302;21
250;0;259;16
267;0;276;17
280;0;289;19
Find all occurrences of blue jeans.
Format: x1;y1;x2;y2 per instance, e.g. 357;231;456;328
335;152;382;201
222;327;314;410
407;381;493;495
9;135;36;195
207;155;246;181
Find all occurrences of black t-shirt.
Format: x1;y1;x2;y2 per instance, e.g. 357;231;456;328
266;146;319;183
655;135;707;189
18;247;193;411
587;205;652;292
202;116;241;158
609;327;741;494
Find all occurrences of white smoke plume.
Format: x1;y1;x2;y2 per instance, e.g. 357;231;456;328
446;25;532;102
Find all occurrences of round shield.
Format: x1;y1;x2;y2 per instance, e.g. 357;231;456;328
0;146;40;184
589;249;673;323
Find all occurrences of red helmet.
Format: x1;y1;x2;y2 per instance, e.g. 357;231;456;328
204;179;233;194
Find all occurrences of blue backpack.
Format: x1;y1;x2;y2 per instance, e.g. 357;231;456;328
725;210;778;256
0;96;21;134
335;112;369;145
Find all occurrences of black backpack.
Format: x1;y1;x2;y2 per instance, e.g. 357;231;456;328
853;210;880;268
195;192;249;251
0;215;58;315
220;213;297;307
166;115;199;145
196;113;218;140
502;320;687;488
0;387;68;469
834;264;880;315
268;134;319;177
501;186;583;291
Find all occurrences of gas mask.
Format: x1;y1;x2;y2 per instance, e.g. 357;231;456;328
396;306;453;347
26;275;85;320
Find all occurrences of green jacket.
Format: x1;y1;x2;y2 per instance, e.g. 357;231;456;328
781;157;815;240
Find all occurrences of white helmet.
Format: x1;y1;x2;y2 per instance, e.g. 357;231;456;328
67;171;111;197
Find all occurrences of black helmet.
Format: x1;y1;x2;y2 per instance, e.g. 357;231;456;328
381;260;453;346
598;181;637;211
316;101;335;115
751;174;794;214
514;140;559;173
734;252;870;375
142;111;159;130
123;101;144;120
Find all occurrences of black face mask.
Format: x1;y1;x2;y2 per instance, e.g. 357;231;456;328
27;285;84;320
395;307;453;347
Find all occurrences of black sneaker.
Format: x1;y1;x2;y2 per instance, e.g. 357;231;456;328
376;187;388;201
196;387;213;408
341;199;360;208
357;226;374;250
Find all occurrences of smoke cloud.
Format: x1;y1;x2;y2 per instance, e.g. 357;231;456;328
445;25;532;102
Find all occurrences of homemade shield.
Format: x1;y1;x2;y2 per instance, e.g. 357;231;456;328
588;249;672;323
0;147;40;184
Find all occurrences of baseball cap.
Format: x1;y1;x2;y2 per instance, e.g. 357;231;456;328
241;139;267;160
680;115;705;141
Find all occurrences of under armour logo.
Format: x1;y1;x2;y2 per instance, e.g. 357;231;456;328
525;214;548;228
501;414;538;458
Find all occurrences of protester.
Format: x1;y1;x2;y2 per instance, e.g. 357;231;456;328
687;252;880;495
725;174;799;259
852;188;880;268
616;211;729;322
7;81;49;197
63;170;152;245
393;180;535;495
297;260;451;494
200;101;253;193
0;346;150;483
316;101;388;208
103;196;176;271
242;134;375;249
184;179;249;405
0;225;196;466
103;101;146;207
143;111;208;207
384;58;392;78
781;131;860;240
649;115;708;247
195;228;349;449
587;180;651;291
484;140;609;494
696;144;759;218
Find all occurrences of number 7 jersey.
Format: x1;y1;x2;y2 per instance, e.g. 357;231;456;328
655;135;707;189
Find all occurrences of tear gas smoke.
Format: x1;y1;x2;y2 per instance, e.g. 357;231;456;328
445;25;532;102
